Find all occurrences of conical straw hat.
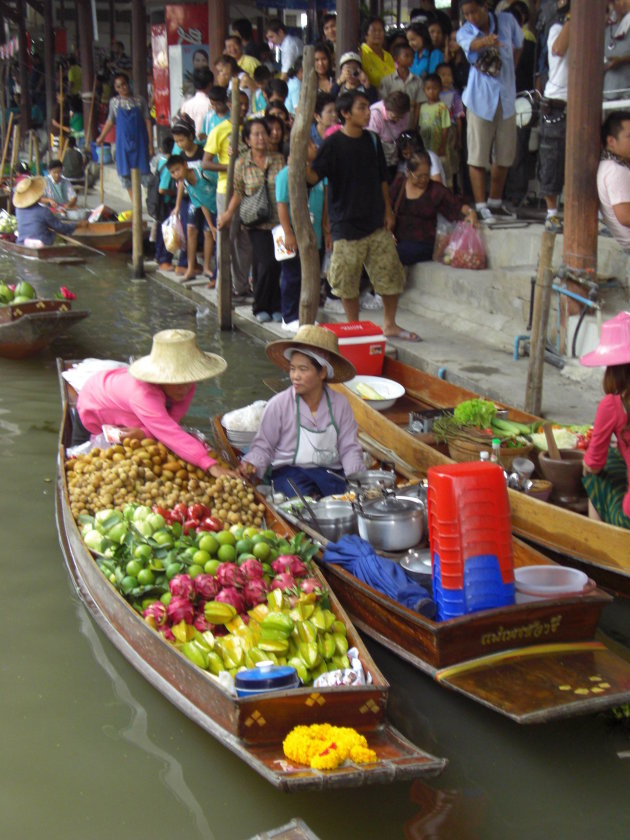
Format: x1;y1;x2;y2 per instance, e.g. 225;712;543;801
13;176;46;209
266;324;356;383
129;329;227;384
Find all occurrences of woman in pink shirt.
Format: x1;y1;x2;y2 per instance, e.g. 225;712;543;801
580;312;630;527
77;329;231;477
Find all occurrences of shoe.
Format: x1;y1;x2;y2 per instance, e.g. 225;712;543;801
158;262;174;271
360;292;383;311
323;297;345;313
479;206;496;224
255;311;271;323
281;319;300;333
544;215;563;234
488;203;515;218
271;312;283;322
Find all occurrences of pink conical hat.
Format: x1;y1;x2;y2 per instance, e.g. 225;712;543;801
580;311;630;367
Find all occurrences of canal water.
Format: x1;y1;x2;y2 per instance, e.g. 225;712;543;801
2;253;630;840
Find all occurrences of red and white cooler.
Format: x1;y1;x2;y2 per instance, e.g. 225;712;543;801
321;321;386;376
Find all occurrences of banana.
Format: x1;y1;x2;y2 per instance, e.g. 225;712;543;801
356;382;386;400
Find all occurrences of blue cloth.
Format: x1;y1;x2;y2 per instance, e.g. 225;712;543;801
280;253;301;322
411;48;444;79
116;103;150;178
183;161;217;214
272;465;345;498
321;535;433;613
275;165;325;248
177;196;191;268
457;12;523;120
287;77;301;114
15;203;76;246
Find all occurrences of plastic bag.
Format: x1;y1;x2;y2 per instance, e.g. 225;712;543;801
161;214;184;255
443;221;487;270
433;214;455;263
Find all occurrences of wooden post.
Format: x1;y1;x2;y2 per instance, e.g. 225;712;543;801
336;0;360;72
0;113;14;182
131;0;147;101
207;0;229;64
289;46;319;326
43;0;56;135
8;124;20;213
109;0;116;44
77;0;96;143
131;167;144;278
58;66;66;158
525;231;556;415
218;80;240;331
16;0;31;137
33;130;40;175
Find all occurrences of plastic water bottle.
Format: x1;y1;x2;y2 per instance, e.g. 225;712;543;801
489;438;502;465
480;450;490;462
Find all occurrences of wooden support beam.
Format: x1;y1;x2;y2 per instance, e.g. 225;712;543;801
26;0;44;14
76;0;96;142
43;0;56;134
336;0;360;72
0;1;18;23
207;0;229;65
131;0;147;103
16;0;31;136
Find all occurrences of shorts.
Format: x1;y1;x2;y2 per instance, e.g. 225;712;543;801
537;112;566;196
187;203;216;233
119;172;151;191
328;227;405;299
467;103;517;169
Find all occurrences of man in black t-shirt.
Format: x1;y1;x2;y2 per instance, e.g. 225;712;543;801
306;90;419;342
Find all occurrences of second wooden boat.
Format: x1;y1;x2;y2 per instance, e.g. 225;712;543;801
0;299;89;359
71;221;135;253
0;236;85;264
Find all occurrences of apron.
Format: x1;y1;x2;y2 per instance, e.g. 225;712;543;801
115;100;150;178
292;388;341;468
46;176;68;205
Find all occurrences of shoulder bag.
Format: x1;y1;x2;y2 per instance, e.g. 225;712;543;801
239;165;271;228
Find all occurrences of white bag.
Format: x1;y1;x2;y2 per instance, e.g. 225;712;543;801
272;223;297;262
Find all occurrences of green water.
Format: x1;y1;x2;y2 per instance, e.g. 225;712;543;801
1;254;630;840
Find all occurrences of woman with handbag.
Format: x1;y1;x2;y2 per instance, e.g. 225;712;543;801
217;118;285;322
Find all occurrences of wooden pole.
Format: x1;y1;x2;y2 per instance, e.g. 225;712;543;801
207;0;229;64
289;46;319;326
99;151;104;204
0;113;15;183
525;231;556;415
336;0;360;73
131;167;144;278
16;0;31;137
8;125;20;213
218;79;241;331
33;130;40;175
58;66;66;159
43;0;56;136
84;77;97;149
131;0;147;102
77;0;96;144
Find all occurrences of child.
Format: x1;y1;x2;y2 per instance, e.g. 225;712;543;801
62;136;87;183
436;63;464;190
42;159;77;209
201;85;230;142
368;90;412;182
311;92;338;149
252;65;271;114
418;73;450;173
154;136;176;270
396;129;446;184
379;42;425;129
167;154;217;284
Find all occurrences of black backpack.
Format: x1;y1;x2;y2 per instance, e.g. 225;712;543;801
146;161;168;222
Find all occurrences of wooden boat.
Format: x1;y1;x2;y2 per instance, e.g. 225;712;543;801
330;357;630;592
0;299;89;359
54;361;446;791
0;236;85;264
71;221;135;253
249;819;320;840
213;413;630;724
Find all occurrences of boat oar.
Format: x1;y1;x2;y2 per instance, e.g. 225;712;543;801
57;231;106;257
99;150;104;204
0;111;14;184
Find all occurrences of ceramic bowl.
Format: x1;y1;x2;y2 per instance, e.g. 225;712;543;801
347;375;405;411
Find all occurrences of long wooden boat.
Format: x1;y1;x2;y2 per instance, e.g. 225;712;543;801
54;361;446;791
72;221;134;253
0;299;89;359
213;414;630;724
0;236;85;264
330;357;630;591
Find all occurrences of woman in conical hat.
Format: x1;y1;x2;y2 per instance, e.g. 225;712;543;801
238;325;365;497
13;175;85;247
76;330;232;476
580;311;630;527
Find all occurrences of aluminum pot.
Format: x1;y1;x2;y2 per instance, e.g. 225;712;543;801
301;499;357;542
345;467;396;493
355;494;425;552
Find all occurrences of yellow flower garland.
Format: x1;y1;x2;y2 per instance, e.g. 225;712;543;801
283;724;378;771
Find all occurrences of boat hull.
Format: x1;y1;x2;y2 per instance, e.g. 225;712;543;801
0;300;89;359
0;236;85;263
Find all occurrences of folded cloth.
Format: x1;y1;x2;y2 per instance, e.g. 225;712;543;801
321;534;434;615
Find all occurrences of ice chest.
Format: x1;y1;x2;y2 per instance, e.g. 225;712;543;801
321;321;385;375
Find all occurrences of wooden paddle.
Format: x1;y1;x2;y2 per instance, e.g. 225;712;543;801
99;149;104;204
543;422;561;460
0;111;14;183
57;231;105;256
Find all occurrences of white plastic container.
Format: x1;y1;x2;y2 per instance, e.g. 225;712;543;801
514;565;590;603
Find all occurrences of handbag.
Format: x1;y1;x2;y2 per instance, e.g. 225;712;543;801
473;13;503;78
239;167;271;228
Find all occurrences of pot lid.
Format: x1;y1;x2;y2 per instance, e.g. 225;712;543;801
347;469;395;483
235;662;298;690
362;495;421;517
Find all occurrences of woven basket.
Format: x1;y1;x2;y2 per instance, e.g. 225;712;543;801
447;433;534;470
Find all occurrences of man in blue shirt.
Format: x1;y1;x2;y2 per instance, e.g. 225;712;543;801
457;0;523;223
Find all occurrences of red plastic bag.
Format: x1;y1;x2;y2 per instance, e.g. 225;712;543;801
443;221;487;270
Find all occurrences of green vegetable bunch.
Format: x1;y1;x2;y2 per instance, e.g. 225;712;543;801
453;399;497;429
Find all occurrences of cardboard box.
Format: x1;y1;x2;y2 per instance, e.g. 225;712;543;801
321;321;386;375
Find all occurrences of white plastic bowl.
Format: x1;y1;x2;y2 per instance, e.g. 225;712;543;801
347;375;405;411
514;565;589;603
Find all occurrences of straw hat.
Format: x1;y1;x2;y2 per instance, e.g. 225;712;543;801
580;311;630;367
13;176;46;209
129;329;227;384
266;324;356;384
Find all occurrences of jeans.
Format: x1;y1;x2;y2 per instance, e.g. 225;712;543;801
280;254;301;322
396;239;434;266
271;465;346;498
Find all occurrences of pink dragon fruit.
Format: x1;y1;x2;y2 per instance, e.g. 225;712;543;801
243;578;269;607
169;573;195;600
299;577;323;594
193;574;220;600
239;558;264;580
166;595;195;625
216;562;246;588
161;626;176;642
215;587;246;614
271;572;296;591
143;601;167;626
272;555;309;578
193;612;210;632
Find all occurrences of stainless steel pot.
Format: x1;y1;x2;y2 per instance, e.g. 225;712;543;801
355;494;425;552
345;467;396;493
301;499;357;542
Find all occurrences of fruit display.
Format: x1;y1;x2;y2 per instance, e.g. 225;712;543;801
65;437;266;523
0;211;17;236
0;279;76;305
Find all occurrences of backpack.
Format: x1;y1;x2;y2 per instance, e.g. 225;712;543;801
146;160;168;222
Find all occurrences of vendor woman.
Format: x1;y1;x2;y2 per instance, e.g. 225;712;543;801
13;176;83;246
76;329;231;478
238;325;365;497
580;312;630;528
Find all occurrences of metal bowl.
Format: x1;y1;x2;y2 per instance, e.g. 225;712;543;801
306;499;357;542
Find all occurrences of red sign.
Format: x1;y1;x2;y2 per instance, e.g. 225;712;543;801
165;4;208;47
151;24;171;126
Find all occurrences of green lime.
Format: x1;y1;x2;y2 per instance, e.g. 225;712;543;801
134;544;152;560
252;541;271;561
235;538;253;556
166;562;183;579
204;559;221;575
217;544;236;563
216;530;236;547
125;560;143;578
160;592;172;606
188;563;204;578
193;549;211;566
121;575;137;594
197;533;219;555
243;526;259;539
137;568;156;586
229;524;244;539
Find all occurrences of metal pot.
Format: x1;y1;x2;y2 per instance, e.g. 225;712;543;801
345;466;396;493
355;494;425;552
300;499;357;542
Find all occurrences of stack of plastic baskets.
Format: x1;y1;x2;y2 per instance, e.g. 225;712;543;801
427;461;515;621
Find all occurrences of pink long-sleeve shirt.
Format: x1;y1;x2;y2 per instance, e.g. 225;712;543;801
242;385;365;479
76;368;216;470
584;393;630;517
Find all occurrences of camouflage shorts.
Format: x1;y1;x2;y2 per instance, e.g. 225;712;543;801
328;227;405;299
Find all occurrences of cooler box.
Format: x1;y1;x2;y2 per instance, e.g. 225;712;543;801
321;321;385;375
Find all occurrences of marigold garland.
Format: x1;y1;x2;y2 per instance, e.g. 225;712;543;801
283;724;378;770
